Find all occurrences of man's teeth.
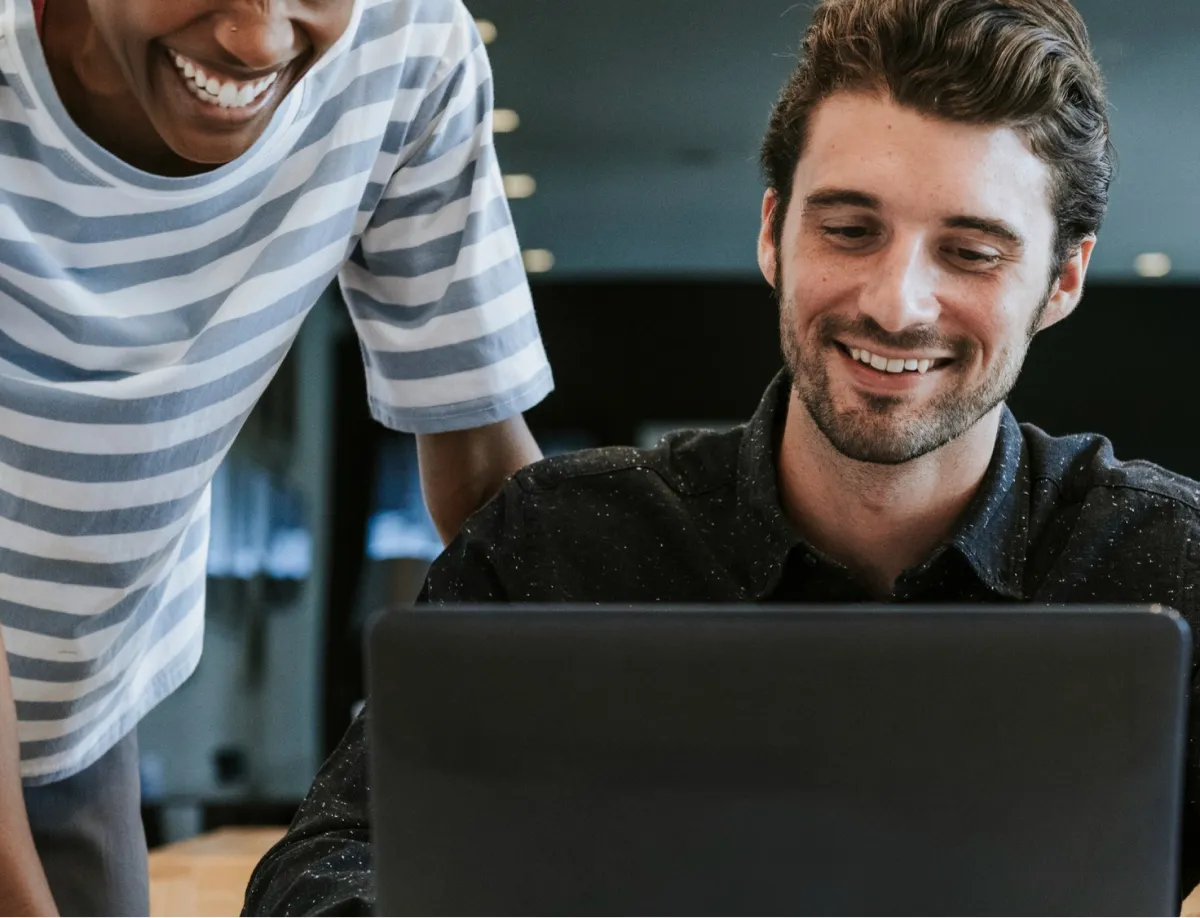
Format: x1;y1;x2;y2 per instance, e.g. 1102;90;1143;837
849;348;933;375
168;50;278;109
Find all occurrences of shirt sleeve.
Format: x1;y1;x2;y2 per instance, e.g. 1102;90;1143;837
240;503;510;916
241;712;374;917
337;0;553;435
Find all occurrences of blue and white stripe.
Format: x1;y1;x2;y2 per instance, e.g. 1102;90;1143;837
0;0;552;782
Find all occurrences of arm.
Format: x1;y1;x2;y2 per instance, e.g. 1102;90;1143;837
339;2;553;533
241;711;373;917
0;635;56;917
417;414;541;543
243;507;509;916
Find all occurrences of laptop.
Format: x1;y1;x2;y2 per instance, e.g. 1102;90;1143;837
366;604;1191;915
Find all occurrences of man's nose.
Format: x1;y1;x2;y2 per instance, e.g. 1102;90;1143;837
857;233;942;333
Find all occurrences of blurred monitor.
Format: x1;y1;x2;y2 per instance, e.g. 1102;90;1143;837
366;431;599;563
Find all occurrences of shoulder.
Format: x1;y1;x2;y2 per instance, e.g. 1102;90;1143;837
512;426;743;497
1021;422;1200;523
430;425;746;599
320;0;474;101
457;425;744;548
354;0;476;60
1019;423;1200;618
357;0;469;32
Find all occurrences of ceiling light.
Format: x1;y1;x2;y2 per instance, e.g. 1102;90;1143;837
476;19;498;44
493;109;521;133
502;173;536;199
522;249;555;273
1135;252;1172;278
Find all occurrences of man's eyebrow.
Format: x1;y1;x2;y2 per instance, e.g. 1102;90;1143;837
802;188;882;212
800;190;1028;249
944;215;1026;249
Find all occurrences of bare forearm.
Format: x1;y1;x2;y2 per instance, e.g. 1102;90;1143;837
0;638;56;917
416;415;542;543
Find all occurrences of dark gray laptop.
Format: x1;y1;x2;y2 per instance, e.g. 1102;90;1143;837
366;605;1191;915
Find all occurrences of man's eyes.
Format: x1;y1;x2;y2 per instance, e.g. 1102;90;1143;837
819;226;1005;270
821;225;878;240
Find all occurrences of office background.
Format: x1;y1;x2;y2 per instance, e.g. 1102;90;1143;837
134;0;1200;843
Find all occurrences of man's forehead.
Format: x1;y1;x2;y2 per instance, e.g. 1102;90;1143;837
795;93;1054;232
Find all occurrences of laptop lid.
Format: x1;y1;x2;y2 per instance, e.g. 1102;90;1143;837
366;604;1190;916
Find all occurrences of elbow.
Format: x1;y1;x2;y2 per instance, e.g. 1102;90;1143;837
242;831;374;917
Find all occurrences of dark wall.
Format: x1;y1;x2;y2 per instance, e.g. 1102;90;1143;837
525;281;781;445
1008;284;1200;477
322;279;1199;752
527;280;1200;478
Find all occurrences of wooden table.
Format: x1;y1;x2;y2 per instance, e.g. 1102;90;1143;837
149;827;286;917
148;827;1199;917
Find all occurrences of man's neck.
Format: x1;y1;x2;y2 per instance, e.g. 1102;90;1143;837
777;392;1003;598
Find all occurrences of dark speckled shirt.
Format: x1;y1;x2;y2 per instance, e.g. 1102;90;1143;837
243;370;1200;916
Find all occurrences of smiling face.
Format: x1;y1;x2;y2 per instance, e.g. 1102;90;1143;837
759;92;1094;465
82;0;355;166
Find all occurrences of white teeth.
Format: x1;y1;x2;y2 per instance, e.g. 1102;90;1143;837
849;347;939;375
168;50;277;109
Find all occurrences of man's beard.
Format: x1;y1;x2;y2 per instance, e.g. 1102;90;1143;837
779;292;1047;465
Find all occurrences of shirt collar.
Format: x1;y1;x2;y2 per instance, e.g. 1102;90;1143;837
939;406;1030;600
735;370;1030;601
734;370;807;598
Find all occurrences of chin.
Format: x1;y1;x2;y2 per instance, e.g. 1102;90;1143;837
166;132;258;167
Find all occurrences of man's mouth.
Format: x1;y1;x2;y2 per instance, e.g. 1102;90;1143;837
834;342;954;376
166;49;280;110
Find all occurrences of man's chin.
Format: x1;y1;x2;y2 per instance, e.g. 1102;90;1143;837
806;402;939;466
823;430;928;466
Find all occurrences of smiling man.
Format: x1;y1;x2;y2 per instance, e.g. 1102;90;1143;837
0;0;553;914
243;0;1200;913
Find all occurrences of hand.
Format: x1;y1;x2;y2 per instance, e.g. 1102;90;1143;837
0;632;56;916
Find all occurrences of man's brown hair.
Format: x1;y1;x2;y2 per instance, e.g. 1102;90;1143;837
760;0;1113;275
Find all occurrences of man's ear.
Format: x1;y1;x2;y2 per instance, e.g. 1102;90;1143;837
758;190;780;289
1037;236;1096;332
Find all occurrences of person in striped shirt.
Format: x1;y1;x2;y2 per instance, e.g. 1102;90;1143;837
0;0;554;912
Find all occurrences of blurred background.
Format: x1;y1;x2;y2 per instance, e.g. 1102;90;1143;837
137;0;1200;844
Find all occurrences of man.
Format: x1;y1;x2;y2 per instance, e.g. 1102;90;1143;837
242;0;1200;913
0;0;552;913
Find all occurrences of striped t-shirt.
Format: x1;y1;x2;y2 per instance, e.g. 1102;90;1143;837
0;0;553;783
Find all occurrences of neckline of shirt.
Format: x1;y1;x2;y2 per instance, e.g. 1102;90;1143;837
1;0;364;198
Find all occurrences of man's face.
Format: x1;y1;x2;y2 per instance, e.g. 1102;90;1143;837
758;92;1094;465
86;0;355;165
